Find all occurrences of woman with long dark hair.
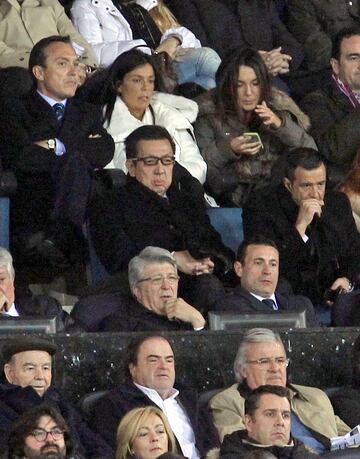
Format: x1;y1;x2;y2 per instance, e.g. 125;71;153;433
195;48;316;206
100;49;206;182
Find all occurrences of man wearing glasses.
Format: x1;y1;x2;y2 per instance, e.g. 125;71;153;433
78;246;206;331
210;328;350;454
89;124;234;315
8;405;72;459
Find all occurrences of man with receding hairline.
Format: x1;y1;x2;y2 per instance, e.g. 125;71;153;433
0;35;114;265
210;328;350;453
243;148;360;325
90;334;219;457
220;385;318;459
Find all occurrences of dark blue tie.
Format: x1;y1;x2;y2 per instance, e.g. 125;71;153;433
262;298;278;310
52;103;65;122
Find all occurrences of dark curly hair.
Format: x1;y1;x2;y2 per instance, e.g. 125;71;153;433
7;404;75;458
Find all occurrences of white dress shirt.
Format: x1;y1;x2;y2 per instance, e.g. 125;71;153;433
135;383;200;459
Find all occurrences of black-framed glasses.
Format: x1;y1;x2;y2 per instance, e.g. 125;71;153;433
137;274;180;286
132;156;176;166
30;428;64;442
246;357;289;369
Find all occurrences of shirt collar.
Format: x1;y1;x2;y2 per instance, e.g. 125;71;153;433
134;382;179;400
37;90;67;108
250;292;277;303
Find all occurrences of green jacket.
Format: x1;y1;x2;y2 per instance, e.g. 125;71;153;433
286;0;360;71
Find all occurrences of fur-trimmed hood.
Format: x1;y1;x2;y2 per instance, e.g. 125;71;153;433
196;87;311;131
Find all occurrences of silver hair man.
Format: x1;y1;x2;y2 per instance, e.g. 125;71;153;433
233;328;284;382
128;246;178;289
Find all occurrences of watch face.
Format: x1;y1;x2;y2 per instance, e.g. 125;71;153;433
48;139;56;150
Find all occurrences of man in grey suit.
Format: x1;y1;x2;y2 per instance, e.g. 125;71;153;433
213;237;319;326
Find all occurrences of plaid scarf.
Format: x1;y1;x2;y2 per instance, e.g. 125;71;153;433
332;73;360;107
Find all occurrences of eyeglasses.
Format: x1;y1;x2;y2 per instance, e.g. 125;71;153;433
246;357;289;369
30;428;64;442
137;274;179;285
132;156;176;166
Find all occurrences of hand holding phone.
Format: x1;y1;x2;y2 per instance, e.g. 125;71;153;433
230;133;262;156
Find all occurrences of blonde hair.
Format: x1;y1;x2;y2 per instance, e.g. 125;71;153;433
116;406;177;459
149;1;180;34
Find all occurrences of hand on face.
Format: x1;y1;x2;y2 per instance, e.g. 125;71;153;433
295;198;324;236
164;297;205;328
254;101;282;129
173;251;214;275
0;267;15;311
230;136;262;156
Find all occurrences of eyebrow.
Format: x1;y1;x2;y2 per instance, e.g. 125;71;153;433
346;53;360;58
253;257;278;262
146;354;174;359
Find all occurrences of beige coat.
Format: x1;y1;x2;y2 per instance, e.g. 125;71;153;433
209;383;350;442
0;0;97;68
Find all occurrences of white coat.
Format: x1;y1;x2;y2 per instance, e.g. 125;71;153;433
104;92;207;184
70;0;201;67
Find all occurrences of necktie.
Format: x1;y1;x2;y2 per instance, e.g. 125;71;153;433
52;103;65;122
262;298;278;311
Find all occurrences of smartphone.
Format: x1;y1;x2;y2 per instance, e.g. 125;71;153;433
243;132;263;148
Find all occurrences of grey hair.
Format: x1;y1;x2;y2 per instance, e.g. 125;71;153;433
233;328;285;382
128;246;178;290
0;247;15;281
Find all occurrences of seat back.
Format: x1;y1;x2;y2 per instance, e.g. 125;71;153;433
0;197;9;249
79;390;109;422
206;207;243;253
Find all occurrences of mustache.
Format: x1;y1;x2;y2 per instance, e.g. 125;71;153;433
41;442;60;453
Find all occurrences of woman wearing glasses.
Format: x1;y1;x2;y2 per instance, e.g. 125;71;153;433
99;49;206;183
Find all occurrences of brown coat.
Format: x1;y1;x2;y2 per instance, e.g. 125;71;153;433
209;383;350;443
194;88;316;206
0;0;97;68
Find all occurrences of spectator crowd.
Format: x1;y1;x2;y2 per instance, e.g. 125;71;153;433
2;0;360;457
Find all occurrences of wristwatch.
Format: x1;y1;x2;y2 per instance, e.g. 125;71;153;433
47;139;56;152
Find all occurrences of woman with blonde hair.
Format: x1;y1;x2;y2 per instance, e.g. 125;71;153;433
70;0;220;89
116;406;177;459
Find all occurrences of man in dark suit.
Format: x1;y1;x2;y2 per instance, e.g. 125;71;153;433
89;124;234;312
71;246;206;332
243;148;360;325
214;237;319;326
90;334;219;457
0;35;114;264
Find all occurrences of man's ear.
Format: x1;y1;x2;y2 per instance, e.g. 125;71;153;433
126;159;136;177
4;363;13;384
244;414;253;433
283;177;292;194
234;261;243;279
32;65;45;82
330;58;340;77
132;286;141;302
128;363;136;380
